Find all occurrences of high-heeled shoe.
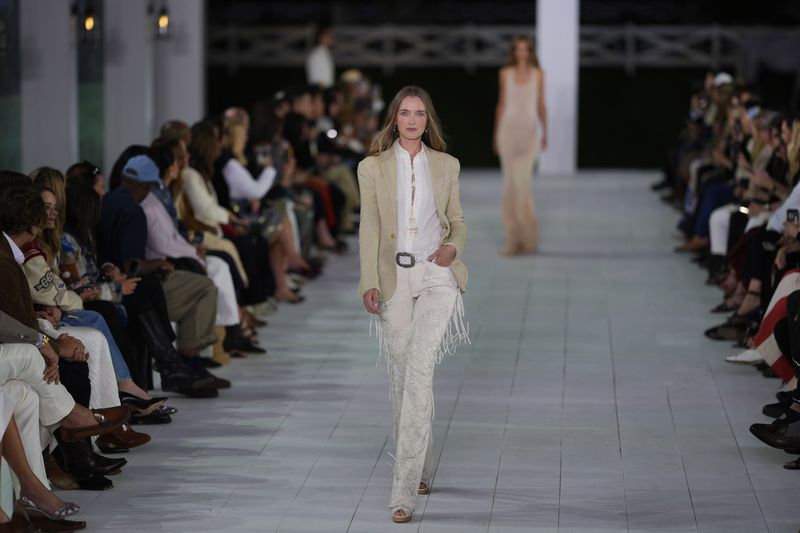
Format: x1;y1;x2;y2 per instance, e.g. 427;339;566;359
118;392;166;416
13;498;86;531
17;495;79;521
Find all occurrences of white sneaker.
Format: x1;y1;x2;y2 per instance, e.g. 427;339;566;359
725;349;764;364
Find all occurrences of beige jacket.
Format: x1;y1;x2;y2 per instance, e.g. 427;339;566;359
358;145;468;301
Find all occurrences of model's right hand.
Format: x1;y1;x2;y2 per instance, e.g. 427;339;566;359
363;289;381;315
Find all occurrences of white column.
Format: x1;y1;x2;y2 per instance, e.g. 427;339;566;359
154;0;207;132
20;0;78;172
103;0;154;171
537;0;579;175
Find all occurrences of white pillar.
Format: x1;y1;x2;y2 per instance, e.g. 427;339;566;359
103;0;154;171
537;0;579;175
154;0;207;132
20;0;78;172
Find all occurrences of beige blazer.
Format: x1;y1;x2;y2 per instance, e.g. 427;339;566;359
357;145;468;301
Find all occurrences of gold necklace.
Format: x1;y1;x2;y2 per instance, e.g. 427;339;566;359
407;163;418;236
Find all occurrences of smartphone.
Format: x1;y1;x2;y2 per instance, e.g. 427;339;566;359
126;260;140;278
74;284;95;294
788;209;799;224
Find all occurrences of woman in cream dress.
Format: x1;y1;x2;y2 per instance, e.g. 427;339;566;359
493;35;548;255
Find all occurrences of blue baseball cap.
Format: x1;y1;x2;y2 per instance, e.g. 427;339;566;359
121;155;163;187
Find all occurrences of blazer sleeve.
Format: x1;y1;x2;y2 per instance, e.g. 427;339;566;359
0;310;40;345
443;158;467;256
357;158;381;297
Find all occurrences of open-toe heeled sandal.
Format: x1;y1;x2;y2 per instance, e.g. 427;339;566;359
418;481;430;495
392;509;412;523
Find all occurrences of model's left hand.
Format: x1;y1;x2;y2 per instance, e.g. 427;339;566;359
427;245;457;268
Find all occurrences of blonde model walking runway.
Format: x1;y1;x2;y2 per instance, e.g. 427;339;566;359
493;35;548;255
358;85;469;524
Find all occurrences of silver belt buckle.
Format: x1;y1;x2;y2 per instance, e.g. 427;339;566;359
396;252;415;268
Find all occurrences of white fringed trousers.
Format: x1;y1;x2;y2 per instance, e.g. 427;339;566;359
376;262;468;513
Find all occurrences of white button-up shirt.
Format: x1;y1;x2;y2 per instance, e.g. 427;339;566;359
3;232;24;264
395;141;443;257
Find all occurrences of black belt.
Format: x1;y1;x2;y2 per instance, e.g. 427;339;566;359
395;252;424;268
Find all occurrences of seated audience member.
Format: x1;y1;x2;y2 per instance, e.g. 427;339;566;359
219;110;314;303
146;140;262;361
23;183;155;412
188;122;282;305
66;160;106;198
96;154;225;396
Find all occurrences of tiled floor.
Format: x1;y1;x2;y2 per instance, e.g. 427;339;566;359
67;170;800;532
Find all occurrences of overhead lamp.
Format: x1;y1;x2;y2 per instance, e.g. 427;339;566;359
156;6;170;40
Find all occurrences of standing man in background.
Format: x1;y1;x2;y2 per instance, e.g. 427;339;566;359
306;25;335;89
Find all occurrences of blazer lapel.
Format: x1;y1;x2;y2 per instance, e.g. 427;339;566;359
427;149;446;216
379;149;397;224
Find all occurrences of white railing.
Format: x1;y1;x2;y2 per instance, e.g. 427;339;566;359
208;24;800;74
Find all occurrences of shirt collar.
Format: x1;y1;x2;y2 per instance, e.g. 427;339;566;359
394;139;427;162
3;232;24;265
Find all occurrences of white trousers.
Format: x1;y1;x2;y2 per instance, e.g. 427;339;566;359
0;344;74;427
206;255;239;327
709;204;773;256
53;326;120;410
0;380;50;517
377;261;467;513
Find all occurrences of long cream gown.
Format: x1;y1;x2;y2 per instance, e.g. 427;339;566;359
497;67;541;253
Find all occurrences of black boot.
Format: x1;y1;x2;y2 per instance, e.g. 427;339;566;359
181;356;231;389
223;326;266;355
136;311;214;393
52;431;114;490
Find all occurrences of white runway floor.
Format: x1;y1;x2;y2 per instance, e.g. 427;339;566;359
69;170;800;532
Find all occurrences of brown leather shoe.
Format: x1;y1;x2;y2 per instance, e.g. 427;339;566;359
96;425;151;453
91;406;131;425
44;452;79;490
58;420;122;443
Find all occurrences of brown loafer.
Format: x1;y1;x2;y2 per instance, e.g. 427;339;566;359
96;425;151;453
92;406;131;425
57;419;124;443
392;509;412;523
418;481;430;495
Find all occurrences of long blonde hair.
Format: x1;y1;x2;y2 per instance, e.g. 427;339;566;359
30;167;66;229
224;107;250;166
369;85;446;156
505;35;539;68
30;167;66;266
788;119;800;185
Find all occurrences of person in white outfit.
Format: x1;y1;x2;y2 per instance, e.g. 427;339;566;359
306;26;335;89
358;85;469;523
